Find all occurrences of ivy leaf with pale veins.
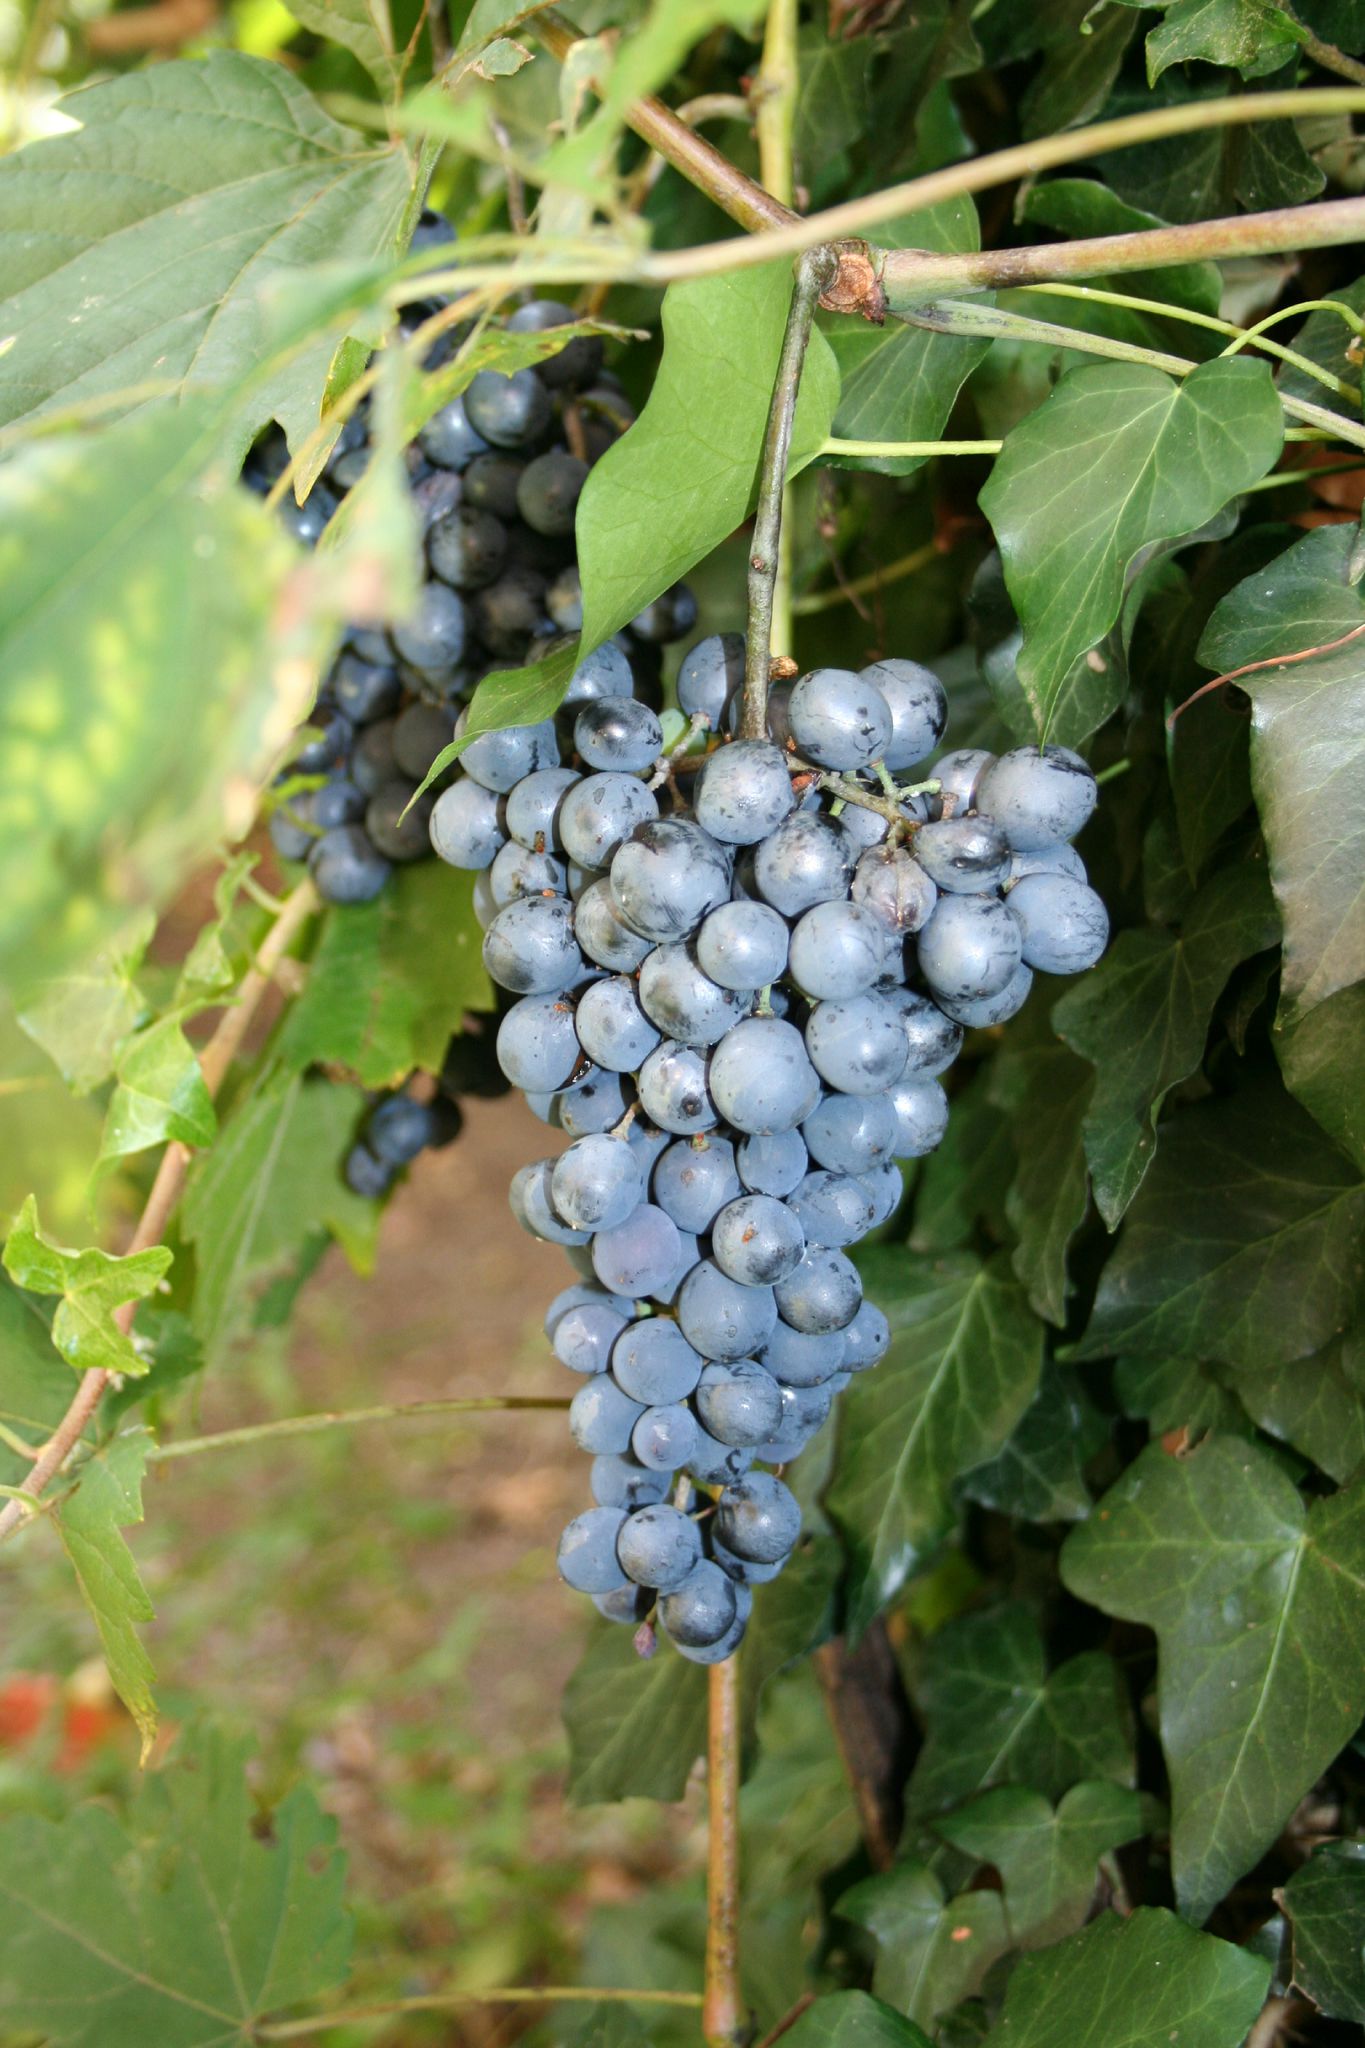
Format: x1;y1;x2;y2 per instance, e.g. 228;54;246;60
182;1073;376;1367
278;862;491;1088
1140;0;1305;83
2;1197;171;1379
989;1035;1092;1324
0;1724;352;2045
838;1862;1011;2030
958;1361;1107;1525
1276;983;1365;1173
1053;862;1280;1228
827;201;991;477
936;1782;1145;1950
1075;1082;1365;1373
781;1992;932;2048
905;1604;1135;1822
1281;1839;1365;2023
1199;525;1365;1020
576;263;839;652
55;1431;156;1760
0;405;313;995
982;1907;1270;2048
99;1015;216;1165
0;53;412;451
827;1252;1043;1635
979;358;1283;736
1062;1435;1365;1923
1224;1327;1365;1485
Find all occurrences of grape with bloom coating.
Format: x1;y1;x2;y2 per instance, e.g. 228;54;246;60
610;818;731;942
709;1016;822;1135
788;667;893;770
694;740;795;845
1006;872;1109;974
617;1504;702;1589
974;744;1097;851
557;1508;628;1593
711;1192;806;1285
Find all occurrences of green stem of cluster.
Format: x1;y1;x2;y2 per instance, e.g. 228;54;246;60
259;1986;705;2039
149;1396;574;1464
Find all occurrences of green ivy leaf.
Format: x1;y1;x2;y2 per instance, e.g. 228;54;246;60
838;1863;1011;2030
827;202;991;476
576;263;839;651
1062;1435;1365;1923
1075;1083;1365;1372
981;1907;1270;2047
0;1725;352;2044
1018;0;1138;138
980;358;1283;736
1199;525;1365;1021
410;641;584;797
936;1782;1145;1950
1225;1327;1365;1485
1053;862;1280;1227
781;1991;932;2048
1277;983;1365;1172
958;1361;1107;1525
99;1016;216;1165
283;0;405;99
905;1604;1134;1822
55;1431;156;1759
989;1036;1092;1323
2;1197;171;1379
1281;1839;1365;2023
1141;0;1305;84
827;1252;1043;1635
0;405;312;996
181;1073;376;1367
0;53;412;451
908;1071;1015;1255
278;863;491;1087
1113;1353;1250;1442
1277;279;1365;407
0;1277;70;1489
15;911;152;1094
1095;81;1323;223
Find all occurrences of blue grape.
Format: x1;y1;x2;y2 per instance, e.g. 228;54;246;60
428;506;508;591
344;1144;394;1198
687;1426;755;1486
460;717;559;794
931;746;993;814
695;1360;784;1447
308;826;391;904
975;744;1097;850
352;717;399;796
843;1300;891;1371
465;366;554;448
787;901;887;1000
557;1507;628;1593
419;395;490;470
787;1170;876;1249
368;1095;440;1166
678;634;745;723
552;1135;644;1232
509;1159;588;1247
659;1561;739;1648
616;1504;702;1589
482;895;582;993
751;1380;834;1463
937;962;1034;1027
559;772;660;871
709;1016;822;1135
611;1318;703;1404
638;945;748;1047
637;1041;719;1134
736;1127;808;1197
716;1473;801;1564
885;1076;949;1158
753;811;852;917
918;893;1023;1003
590;1454;671;1511
859;658;946;769
506;299;604;389
496;994;581;1092
393;701;455;778
556;1068;632;1137
464;453;524;518
710;1194;806;1285
594;1583;654;1624
632;1402;699;1471
774;1246;862;1333
759;1317;844;1387
331;652;401;726
858;1159;903;1227
694;740;795;845
913;816;1010;894
517;449;587;536
553;1300;631;1374
591;1203;682;1298
805;993;909;1096
391;582;466;674
575;697;663;774
651;1135;741;1234
546;1280;630;1340
1006;841;1087;886
677;1258;777;1360
1006;872;1109;974
609;818;731;942
570;1377;645;1454
574;878;653;972
475;568;551;656
488;838;567;907
787;667;893;770
575;975;662;1071
294;705;353;774
562;640;635;703
802;1092;899;1175
651;1225;700;1310
851;846;937;936
881;989;962;1077
695;901;789;991
630;583;697;642
365;781;435;864
711;1539;784;1587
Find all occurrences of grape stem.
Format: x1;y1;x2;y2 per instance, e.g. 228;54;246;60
741;246;840;742
703;1651;747;2047
0;877;320;1546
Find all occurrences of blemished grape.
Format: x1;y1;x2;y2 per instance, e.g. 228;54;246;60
695;1360;784;1448
575;697;664;774
488;839;567;907
802;1091;899;1175
557;1507;628;1594
787;900;887;1000
710;1193;806;1285
610;818;732;942
753;811;852;917
552;1135;644;1233
709;1016;822;1135
570;1377;645;1454
858;658;946;769
918;892;1024;1003
938;962;1035;1027
788;1169;876;1249
591;1203;682;1299
616;1504;702;1590
974;744;1098;851
678;1257;778;1359
651;1135;741;1235
694;740;795;844
716;1473;802;1564
481;894;582;994
575;975;662;1071
553;1300;630;1374
637;1040;719;1134
787;667;893;770
774;1245;862;1334
843;1300;891;1371
638;944;747;1047
805;992;909;1096
696;900;789;991
1006;872;1110;974
460;716;559;794
590;1454;671;1511
933;746;994;815
560;772;660;870
678;633;745;723
760;1317;844;1387
659;1561;738;1648
574;878;654;972
851;846;936;936
913;816;1011;894
736;1127;808;1197
632;1401;699;1471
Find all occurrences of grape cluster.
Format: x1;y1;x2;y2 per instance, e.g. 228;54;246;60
429;632;1108;1663
343;1026;510;1200
244;212;659;906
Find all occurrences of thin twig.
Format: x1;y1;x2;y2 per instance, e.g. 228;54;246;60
0;878;319;1546
742;247;839;740
753;0;798;211
258;1986;705;2039
1167;620;1365;727
703;1652;746;2048
793;541;939;616
754;1992;816;2048
149;1396;574;1463
1299;26;1365;85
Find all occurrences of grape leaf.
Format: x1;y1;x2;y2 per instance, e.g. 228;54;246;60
958;1361;1106;1525
1140;0;1305;83
181;1072;375;1366
1282;1839;1365;2023
1052;862;1280;1228
0;53;412;450
989;1037;1093;1323
827;202;990;477
576;262;840;651
979;358;1283;736
0;1725;352;2045
828;1252;1042;1635
782;1992;932;2048
0;405;312;996
838;1863;1011;2030
100;1016;216;1165
1276;983;1365;1172
277;862;491;1087
1075;1083;1365;1372
1062;1435;1365;1923
2;1197;171;1379
1198;525;1365;1021
55;1431;156;1760
981;1907;1270;2047
1224;1328;1365;1484
15;911;152;1094
905;1604;1135;1822
283;0;404;98
935;1782;1145;1950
